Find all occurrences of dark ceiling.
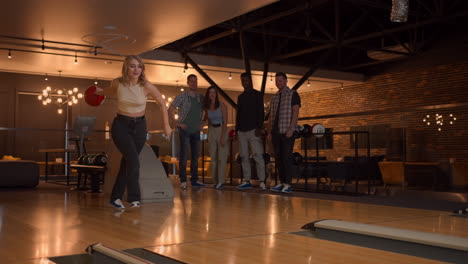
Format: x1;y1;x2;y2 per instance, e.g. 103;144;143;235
159;0;468;76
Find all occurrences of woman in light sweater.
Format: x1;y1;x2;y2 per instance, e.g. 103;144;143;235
96;55;171;209
202;86;229;189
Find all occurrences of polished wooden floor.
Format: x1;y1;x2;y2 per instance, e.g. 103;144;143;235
0;179;467;264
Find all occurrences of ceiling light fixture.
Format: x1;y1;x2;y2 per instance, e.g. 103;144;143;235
94;78;98;85
81;33;135;56
423;113;457;132
8;49;12;59
176;80;184;92
163;96;174;108
307;80;310;87
228;72;232;80
74;52;78;64
390;0;409;23
38;71;83;114
103;25;118;30
183;59;188;75
44;73;48;81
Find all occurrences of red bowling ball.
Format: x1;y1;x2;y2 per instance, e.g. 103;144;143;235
84;86;105;106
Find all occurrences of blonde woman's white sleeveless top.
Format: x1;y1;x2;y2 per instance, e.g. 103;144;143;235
117;82;147;113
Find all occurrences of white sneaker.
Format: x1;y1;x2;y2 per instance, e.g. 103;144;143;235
130;201;141;208
281;184;292;194
260;182;266;191
110;198;125;209
181;182;187;189
270;184;283;192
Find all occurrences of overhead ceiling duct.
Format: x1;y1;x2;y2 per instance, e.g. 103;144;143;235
390;0;409;22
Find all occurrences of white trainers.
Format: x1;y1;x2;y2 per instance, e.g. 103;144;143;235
181;182;187;189
130;201;141;208
281;184;292;194
270;184;283;192
260;182;266;191
110;198;125;209
237;182;252;189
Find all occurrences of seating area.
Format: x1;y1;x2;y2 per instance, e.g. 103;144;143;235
0;160;39;187
378;161;447;191
292;155;385;193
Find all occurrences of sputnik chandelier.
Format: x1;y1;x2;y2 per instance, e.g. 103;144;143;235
161;94;178;120
37;71;83;114
422;113;457;132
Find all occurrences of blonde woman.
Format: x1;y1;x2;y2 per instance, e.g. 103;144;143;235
96;55;171;209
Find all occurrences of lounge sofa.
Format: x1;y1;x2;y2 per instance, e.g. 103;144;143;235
0;160;39;187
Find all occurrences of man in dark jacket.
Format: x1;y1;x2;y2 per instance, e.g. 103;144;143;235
236;72;266;190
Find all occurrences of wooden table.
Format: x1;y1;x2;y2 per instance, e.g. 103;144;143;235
38;148;75;185
404;162;440;190
379;161;441;190
300;160;371;194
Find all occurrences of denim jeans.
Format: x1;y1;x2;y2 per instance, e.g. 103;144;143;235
178;128;200;183
271;133;295;185
110;114;147;202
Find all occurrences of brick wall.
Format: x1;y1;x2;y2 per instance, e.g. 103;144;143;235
298;60;468;163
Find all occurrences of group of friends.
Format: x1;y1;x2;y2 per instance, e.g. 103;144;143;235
97;55;300;209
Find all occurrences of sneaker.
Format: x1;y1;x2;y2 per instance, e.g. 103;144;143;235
181;182;187;189
110;198;125;209
260;182;266;191
270;184;283;192
281;185;292;194
192;181;207;187
216;184;224;189
237;182;252;190
130;201;141;208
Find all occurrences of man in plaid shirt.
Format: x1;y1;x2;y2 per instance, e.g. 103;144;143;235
169;74;207;189
267;72;301;193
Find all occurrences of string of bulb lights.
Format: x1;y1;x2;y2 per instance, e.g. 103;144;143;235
4;45;343;91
